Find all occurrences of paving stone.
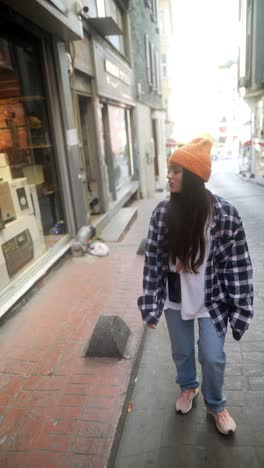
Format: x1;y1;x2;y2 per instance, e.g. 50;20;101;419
159;446;218;468
255;448;264;467
223;376;247;391
248;376;264;390
241;341;264;352
116;407;164;456
242;364;263;377
115;451;160;468
225;362;243;376
206;447;259;468
244;391;264;406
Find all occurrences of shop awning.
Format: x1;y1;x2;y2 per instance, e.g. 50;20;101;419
1;0;83;41
88;17;123;36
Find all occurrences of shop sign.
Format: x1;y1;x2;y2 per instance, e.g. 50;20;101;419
105;60;130;86
94;41;135;104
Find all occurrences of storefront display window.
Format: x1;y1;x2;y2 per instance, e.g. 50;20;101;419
108;105;133;190
0;32;66;293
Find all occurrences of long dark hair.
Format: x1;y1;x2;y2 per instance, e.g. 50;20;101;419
166;169;212;273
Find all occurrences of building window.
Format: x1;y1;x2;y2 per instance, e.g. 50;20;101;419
155;50;161;95
103;0;126;55
145;34;152;86
145;35;160;92
151;0;158;22
161;54;168;78
96;0;106;17
150;43;156;90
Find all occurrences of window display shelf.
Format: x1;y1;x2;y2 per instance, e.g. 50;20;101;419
27;145;52;149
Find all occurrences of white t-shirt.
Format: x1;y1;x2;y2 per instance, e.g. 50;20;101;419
164;227;211;320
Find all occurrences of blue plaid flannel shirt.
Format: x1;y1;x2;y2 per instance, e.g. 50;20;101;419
138;194;254;337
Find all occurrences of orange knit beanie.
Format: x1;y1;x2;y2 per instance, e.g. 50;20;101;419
168;137;212;182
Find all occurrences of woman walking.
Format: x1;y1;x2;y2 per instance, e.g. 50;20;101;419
138;138;253;435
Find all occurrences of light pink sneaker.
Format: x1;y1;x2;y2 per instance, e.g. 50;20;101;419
208;409;236;435
176;388;199;414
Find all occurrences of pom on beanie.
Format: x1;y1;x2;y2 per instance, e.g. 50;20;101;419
168;137;213;182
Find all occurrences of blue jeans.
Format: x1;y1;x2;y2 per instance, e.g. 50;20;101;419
164;308;226;413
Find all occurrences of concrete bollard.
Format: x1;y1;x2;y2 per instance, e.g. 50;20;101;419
83;315;131;358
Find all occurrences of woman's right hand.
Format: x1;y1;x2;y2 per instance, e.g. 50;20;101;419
147;324;157;329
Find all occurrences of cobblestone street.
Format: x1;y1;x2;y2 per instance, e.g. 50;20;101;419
114;160;264;468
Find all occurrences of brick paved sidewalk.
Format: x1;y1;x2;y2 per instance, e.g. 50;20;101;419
0;196;161;468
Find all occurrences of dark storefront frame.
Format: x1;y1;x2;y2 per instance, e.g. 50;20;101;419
0;5;80;316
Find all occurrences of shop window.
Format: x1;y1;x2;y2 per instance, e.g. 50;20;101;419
0;32;66;291
108;105;133;190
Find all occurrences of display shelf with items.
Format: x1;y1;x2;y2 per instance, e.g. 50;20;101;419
0;95;64;237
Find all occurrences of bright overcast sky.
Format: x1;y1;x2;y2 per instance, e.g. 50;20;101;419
171;0;239;141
